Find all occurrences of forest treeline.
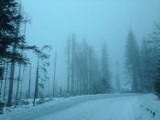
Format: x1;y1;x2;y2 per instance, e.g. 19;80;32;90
66;34;111;96
125;23;160;97
65;23;160;97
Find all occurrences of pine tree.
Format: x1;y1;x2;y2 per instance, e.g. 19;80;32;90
125;29;140;92
53;51;57;97
33;45;51;106
140;39;154;92
66;37;71;95
0;0;51;106
0;0;26;107
101;41;111;93
150;23;160;98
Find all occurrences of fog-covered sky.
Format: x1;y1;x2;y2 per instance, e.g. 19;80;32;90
22;0;160;89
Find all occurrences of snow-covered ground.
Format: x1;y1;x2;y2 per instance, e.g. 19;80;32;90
0;93;159;120
133;94;160;120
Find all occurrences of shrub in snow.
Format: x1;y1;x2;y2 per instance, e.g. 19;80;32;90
154;81;160;99
14;100;29;106
0;102;5;114
36;98;45;105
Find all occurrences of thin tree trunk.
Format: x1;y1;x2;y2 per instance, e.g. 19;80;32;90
20;66;25;99
15;64;22;101
71;35;75;95
53;52;57;97
0;58;4;101
7;54;16;107
116;62;120;93
28;66;32;98
67;38;71;95
3;61;9;101
33;58;39;106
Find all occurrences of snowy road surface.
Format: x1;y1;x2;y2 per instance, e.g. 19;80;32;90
37;96;136;120
2;94;139;120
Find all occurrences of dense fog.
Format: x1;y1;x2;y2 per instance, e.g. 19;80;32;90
0;1;160;119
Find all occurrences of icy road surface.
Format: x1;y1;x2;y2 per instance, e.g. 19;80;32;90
2;94;140;120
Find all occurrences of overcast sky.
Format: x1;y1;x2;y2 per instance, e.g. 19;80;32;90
22;0;160;89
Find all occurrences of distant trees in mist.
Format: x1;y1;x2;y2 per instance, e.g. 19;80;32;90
125;23;160;97
150;23;160;98
66;34;111;96
125;29;140;92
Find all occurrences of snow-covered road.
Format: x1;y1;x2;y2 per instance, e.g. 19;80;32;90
4;95;137;120
1;94;159;120
1;94;141;120
37;96;136;120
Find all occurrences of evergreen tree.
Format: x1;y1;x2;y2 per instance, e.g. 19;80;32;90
0;0;45;106
0;0;26;107
140;39;154;92
125;29;140;92
150;23;160;98
101;41;111;93
0;0;26;63
33;45;51;106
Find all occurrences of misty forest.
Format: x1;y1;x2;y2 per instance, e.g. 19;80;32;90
0;0;160;120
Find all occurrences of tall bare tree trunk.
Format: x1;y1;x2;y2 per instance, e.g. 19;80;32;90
33;58;39;106
7;53;16;107
3;62;9;101
71;34;76;95
20;66;25;99
53;52;57;97
28;66;32;98
15;64;22;101
116;62;120;93
0;58;4;100
66;37;71;95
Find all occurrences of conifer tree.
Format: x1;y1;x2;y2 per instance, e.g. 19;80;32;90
125;29;140;92
150;23;160;98
101;41;111;93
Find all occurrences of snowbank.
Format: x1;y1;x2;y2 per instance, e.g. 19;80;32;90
132;94;160;120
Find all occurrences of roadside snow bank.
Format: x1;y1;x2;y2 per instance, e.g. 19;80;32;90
132;94;160;120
